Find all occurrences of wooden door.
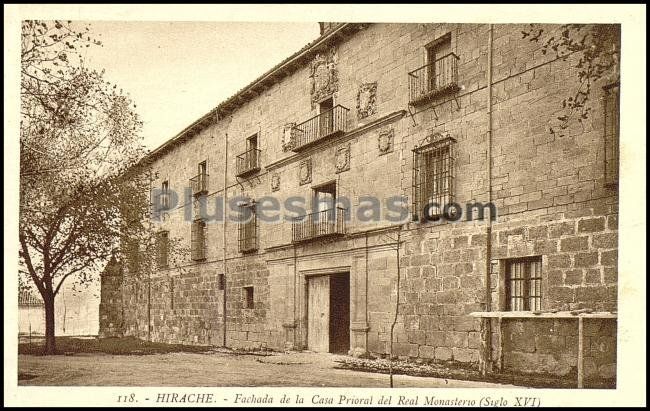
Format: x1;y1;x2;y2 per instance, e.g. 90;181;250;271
307;275;330;352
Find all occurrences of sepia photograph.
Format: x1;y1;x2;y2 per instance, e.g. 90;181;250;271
4;4;646;407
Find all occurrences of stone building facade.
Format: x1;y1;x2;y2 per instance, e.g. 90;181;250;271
100;23;620;386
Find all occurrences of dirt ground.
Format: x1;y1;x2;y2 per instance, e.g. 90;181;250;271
18;351;513;387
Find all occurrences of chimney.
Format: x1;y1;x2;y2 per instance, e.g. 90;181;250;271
319;22;340;36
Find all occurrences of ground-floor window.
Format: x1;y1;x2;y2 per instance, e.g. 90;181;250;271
505;256;542;311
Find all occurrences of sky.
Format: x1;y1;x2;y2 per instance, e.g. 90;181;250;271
80;21;320;150
23;21;319;330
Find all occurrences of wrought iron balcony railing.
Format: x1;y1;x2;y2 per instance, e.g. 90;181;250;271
292;207;346;243
408;52;460;105
189;173;208;196
290;105;349;152
238;218;258;253
236;148;261;177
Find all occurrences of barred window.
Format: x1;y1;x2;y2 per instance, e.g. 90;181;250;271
412;136;455;221
190;219;207;261
156;230;169;268
505;257;542;311
603;82;620;186
238;203;258;253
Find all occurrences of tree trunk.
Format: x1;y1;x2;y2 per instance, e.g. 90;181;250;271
43;293;57;355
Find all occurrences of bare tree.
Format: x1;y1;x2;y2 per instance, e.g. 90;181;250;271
19;20;146;354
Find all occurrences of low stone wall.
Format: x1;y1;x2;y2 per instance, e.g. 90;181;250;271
502;318;616;383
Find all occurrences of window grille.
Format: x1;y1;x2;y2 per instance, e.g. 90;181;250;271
238;203;258;253
505;257;542;311
412;136;456;221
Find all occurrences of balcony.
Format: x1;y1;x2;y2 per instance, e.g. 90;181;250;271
408;52;460;106
238;218;258;253
189;173;208;196
236;148;261;177
290;105;349;152
292;207;346;243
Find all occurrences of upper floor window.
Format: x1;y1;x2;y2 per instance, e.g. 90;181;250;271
505;257;542;311
238;202;258;253
161;180;170;210
236;135;261;177
313;181;337;212
247;134;258;151
290;99;349;152
603;82;620;186
292;181;346;243
318;97;335;138
191;160;208;196
412;136;456;222
409;33;459;105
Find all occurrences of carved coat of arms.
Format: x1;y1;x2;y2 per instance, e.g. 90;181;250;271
335;143;350;173
270;173;280;192
310;48;338;105
298;159;312;186
357;82;377;119
378;128;394;155
282;123;297;152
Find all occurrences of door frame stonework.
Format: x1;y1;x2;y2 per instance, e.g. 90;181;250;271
298;266;351;352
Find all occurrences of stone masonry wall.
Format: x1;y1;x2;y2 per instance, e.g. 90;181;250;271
376;201;617;383
99;22;620;387
502;318;617;385
98;258;124;338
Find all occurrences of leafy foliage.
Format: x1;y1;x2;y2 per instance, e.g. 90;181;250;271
521;24;620;137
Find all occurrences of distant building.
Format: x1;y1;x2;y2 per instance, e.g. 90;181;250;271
55;286;100;337
19;291;45;336
18;287;99;337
